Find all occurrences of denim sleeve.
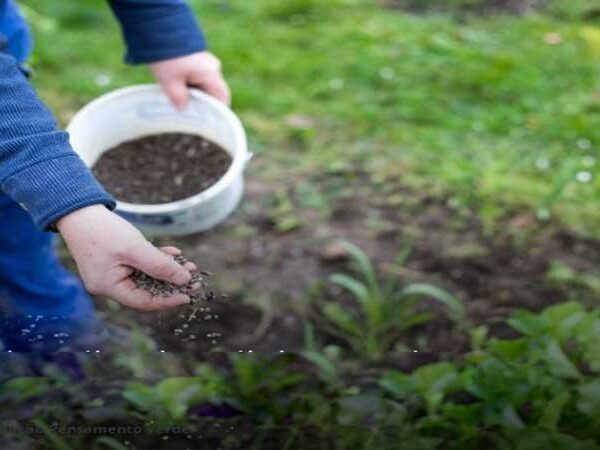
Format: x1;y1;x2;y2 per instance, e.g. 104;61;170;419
107;0;207;64
0;52;116;231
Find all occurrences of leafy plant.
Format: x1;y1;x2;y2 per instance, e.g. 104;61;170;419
227;354;307;420
546;261;600;296
31;418;74;450
317;241;466;360
0;377;50;402
376;302;600;448
123;370;232;429
5;302;600;450
381;362;462;415
30;418;132;450
267;189;302;233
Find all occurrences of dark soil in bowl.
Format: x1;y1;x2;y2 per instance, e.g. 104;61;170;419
92;133;232;204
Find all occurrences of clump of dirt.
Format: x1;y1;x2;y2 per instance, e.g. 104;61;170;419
130;254;215;303
93;133;232;204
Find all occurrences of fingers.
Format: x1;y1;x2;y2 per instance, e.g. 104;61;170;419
151;51;231;108
159;246;196;271
162;76;232;110
126;242;191;286
108;279;190;311
192;75;231;106
159;246;182;256
162;80;189;110
183;261;197;271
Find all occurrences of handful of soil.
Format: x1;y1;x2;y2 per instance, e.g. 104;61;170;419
92;133;232;204
130;255;214;303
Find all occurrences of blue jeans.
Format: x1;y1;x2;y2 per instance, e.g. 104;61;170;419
0;193;98;352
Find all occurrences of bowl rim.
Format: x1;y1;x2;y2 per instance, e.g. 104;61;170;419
66;83;248;215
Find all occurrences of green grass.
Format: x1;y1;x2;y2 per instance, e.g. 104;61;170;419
20;0;600;237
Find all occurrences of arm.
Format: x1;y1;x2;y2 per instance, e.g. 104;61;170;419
107;0;206;65
0;52;192;310
108;0;230;106
0;51;113;230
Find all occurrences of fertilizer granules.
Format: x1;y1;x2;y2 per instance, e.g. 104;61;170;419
130;254;214;303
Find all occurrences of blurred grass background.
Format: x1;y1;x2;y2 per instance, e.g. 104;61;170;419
20;0;600;237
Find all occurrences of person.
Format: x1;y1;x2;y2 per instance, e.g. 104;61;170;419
0;0;230;352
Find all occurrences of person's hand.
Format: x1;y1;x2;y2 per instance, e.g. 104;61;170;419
150;51;231;108
56;205;196;311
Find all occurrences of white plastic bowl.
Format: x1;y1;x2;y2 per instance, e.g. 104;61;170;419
67;84;250;236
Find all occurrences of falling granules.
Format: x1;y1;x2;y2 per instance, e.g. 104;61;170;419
130;255;215;304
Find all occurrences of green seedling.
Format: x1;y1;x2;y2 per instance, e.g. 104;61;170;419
546;261;600;297
317;241;465;361
268;189;302;233
380;362;461;416
123;371;232;429
228;354;306;419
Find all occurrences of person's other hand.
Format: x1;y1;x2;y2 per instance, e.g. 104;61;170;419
57;205;195;311
150;51;231;108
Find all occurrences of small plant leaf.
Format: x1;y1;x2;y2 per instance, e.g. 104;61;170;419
338;241;380;295
303;322;317;352
337;394;382;426
542;301;588;339
31;418;75;450
396;312;433;331
577;380;600;417
5;377;50;401
501;404;526;429
379;371;414;398
539;391;570;432
382;244;412;297
545;340;581;380
303;351;338;381
330;273;371;306
323;302;361;337
412;362;460;394
157;377;204;420
122;382;157;411
400;283;465;323
507;311;542;336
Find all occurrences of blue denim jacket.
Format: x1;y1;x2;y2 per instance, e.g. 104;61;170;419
0;0;32;63
0;0;207;231
0;0;206;64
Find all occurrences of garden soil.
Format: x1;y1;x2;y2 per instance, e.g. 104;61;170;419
92;133;231;204
92;169;600;364
50;169;600;450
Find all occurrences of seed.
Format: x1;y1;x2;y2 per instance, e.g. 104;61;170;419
129;251;215;303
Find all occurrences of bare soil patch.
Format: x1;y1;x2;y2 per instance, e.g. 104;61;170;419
102;170;600;359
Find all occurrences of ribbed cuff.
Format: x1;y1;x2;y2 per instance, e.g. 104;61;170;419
1;155;116;231
120;8;207;64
